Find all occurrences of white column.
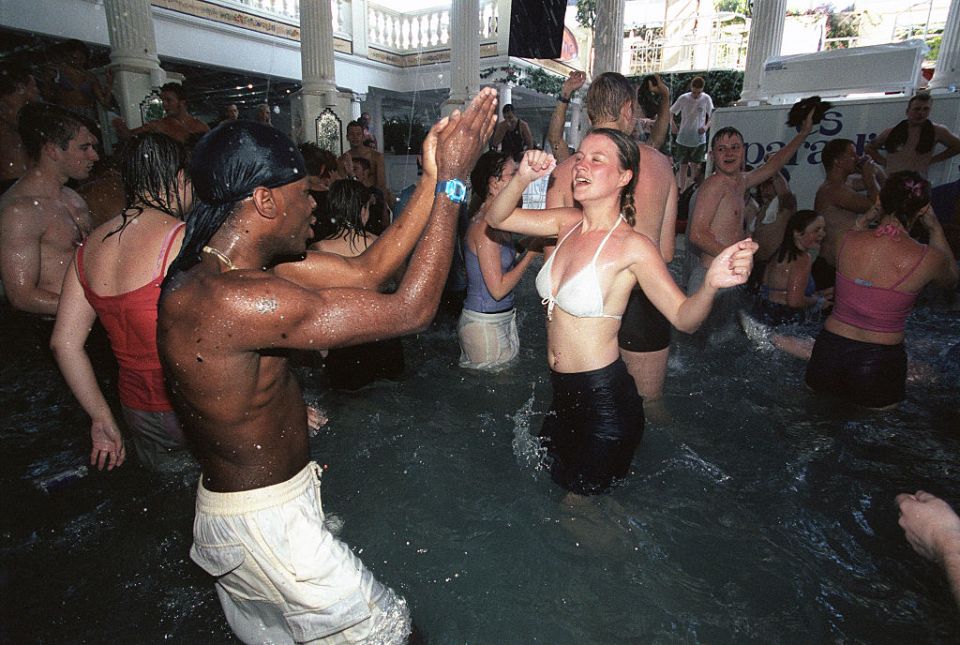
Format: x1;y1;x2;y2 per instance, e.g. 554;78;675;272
104;0;163;129
442;0;480;115
929;0;960;92
495;0;511;56
568;100;584;150
497;83;512;109
350;94;363;121
739;0;787;104
300;0;338;95
351;0;369;57
292;0;353;148
592;0;626;75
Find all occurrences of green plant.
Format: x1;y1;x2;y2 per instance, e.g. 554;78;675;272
714;0;751;16
631;69;744;109
576;0;596;29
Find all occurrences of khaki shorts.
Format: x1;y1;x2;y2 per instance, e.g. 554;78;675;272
191;462;411;644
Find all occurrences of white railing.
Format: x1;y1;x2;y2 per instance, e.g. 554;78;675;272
208;1;499;53
626;15;749;74
367;1;498;52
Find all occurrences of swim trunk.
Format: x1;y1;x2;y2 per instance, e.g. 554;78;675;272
120;406;189;473
324;338;404;391
805;329;906;408
674;143;706;164
457;307;520;371
753;296;804;326
618;288;671;353
540;359;645;495
811;256;836;291
190;462;411;644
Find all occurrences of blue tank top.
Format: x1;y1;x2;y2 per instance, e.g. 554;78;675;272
464;243;516;313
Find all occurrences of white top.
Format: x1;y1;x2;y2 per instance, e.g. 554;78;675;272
670;92;714;147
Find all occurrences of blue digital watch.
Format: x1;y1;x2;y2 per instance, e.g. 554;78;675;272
435;178;467;203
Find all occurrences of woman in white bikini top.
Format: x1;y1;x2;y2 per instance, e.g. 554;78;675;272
486;129;758;374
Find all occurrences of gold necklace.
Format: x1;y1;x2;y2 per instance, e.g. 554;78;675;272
202;245;237;271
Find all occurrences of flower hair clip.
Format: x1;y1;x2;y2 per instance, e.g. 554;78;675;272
904;179;925;198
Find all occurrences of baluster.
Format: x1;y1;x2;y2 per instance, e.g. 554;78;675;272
440;9;449;46
430;11;438;47
401;16;410;50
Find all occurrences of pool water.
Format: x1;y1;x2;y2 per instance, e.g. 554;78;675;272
1;246;958;644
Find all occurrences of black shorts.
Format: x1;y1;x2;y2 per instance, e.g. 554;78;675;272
618;288;671;352
805;329;906;408
811;256;836;291
540;359;645;495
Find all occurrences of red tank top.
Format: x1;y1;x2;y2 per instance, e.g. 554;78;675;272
77;223;184;411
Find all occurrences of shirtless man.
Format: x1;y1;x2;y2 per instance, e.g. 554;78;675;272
865;92;960;178
339;120;394;223
546;72;678;407
157;89;497;643
490;103;534;162
0;103;96;315
813;138;880;289
114;82;209;145
688;111;815;294
0;62;42;193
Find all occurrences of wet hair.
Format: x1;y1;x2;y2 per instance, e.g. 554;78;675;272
636;75;660;120
883;92;935;155
775;209;820;264
18;102;95;161
880;170;930;230
299;142;338;178
346;120;363;133
907;91;932;109
585;72;634;125
691;76;705;90
159;82;187;102
351;156;372;175
710;126;743;149
820;138;854;171
469;150;510;207
322;179;373;254
162;121;306;289
0;61;34;98
501;104;515;115
587;128;638;227
105;133;189;241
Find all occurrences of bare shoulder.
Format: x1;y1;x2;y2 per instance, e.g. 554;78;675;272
621;226;660;258
933;122;960;142
638;144;672;169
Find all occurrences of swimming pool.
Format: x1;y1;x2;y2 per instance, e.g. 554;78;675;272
1;246;958;643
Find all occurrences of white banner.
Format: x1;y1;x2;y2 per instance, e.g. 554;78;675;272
710;93;960;210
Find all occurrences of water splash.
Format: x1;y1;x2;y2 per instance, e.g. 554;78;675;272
510;385;545;474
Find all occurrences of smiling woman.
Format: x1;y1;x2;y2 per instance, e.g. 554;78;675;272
484;129;758;496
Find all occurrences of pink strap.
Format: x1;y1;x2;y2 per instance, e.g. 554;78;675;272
152;222;186;280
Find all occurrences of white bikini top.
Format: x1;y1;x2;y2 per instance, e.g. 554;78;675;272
535;216;624;321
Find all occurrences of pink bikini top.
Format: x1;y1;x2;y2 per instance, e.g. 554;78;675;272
831;226;927;334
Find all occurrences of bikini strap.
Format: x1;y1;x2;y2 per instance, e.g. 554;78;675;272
153;222;186;279
589;215;623;265
553;219;582;253
889;243;929;290
74;242;89;288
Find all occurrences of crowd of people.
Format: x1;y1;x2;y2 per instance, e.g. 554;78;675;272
2;43;960;640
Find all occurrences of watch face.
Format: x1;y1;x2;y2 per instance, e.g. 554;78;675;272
439;179;467;203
